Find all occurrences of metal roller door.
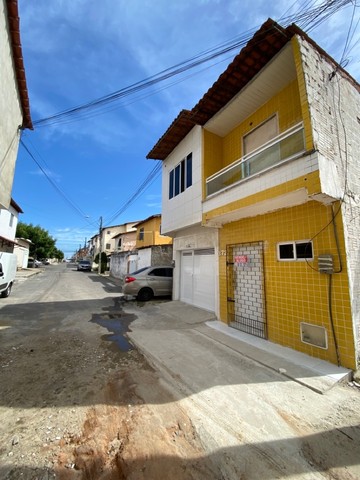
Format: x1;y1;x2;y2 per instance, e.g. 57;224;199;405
180;248;215;311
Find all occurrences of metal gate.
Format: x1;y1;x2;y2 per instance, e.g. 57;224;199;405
226;241;267;339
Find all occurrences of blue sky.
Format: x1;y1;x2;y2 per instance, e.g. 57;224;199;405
13;0;360;257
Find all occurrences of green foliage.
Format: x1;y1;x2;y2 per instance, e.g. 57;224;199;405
16;222;64;260
94;252;107;273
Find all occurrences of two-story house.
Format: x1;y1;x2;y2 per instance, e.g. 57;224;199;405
147;20;360;370
1;0;32;211
89;221;139;260
133;214;173;270
110;215;173;279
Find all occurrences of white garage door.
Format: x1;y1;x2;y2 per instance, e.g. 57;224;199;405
180;249;215;311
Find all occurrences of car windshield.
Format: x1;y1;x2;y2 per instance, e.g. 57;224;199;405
79;261;90;265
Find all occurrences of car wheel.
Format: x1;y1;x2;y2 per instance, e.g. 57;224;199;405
137;287;154;302
1;283;12;298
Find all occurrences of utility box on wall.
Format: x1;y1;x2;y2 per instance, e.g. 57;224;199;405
318;254;334;274
300;322;328;349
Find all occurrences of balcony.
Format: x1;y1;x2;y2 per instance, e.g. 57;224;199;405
206;123;305;197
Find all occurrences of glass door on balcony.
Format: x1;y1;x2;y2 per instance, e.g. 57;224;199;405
226;242;267;339
206;122;305;197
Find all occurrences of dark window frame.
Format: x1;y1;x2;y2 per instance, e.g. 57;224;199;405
277;240;313;261
168;152;193;199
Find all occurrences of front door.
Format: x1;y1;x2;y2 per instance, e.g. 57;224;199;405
226;242;267;338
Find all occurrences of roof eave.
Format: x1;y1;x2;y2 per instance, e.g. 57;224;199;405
6;0;33;130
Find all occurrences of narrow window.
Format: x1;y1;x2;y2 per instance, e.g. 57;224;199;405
174;164;180;196
180;159;185;193
169;170;174;199
186;153;192;187
139;228;144;241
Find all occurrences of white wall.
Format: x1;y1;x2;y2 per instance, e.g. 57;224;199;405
0;0;22;209
0;203;19;241
137;248;152;270
172;225;219;316
161;125;203;234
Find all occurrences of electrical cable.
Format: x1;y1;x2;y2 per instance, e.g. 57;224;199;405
31;0;353;129
20;138;91;221
104;162;162;226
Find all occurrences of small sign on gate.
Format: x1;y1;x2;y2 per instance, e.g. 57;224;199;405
235;255;248;264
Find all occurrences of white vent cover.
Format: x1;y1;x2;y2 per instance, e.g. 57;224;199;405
300;322;328;349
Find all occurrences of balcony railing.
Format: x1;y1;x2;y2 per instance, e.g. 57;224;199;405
206;123;305;197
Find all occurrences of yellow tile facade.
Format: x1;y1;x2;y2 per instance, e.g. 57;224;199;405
218;200;355;369
202;39;355;369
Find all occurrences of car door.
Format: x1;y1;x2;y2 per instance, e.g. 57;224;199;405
147;267;173;295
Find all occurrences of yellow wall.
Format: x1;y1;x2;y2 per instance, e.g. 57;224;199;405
223;80;302;166
203;78;304;184
136;217;172;248
218;200;355;369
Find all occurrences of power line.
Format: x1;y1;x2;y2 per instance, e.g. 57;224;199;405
104;162;162;226
20;137;91;221
32;0;353;129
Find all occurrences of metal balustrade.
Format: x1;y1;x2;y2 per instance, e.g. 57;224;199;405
206;123;305;197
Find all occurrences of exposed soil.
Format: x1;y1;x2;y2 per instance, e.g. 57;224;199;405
0;332;219;480
1;267;360;479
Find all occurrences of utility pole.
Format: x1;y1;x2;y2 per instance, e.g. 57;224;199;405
98;216;103;275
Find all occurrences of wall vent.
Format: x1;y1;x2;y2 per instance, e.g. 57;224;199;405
300;322;328;349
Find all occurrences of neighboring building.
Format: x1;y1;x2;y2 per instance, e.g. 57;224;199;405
112;230;137;253
147;20;360;370
0;198;23;253
14;237;31;268
133;214;173;271
89;222;139;260
134;214;172;249
110;215;173;279
0;0;32;210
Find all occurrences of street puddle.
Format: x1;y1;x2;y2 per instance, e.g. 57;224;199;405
91;313;136;352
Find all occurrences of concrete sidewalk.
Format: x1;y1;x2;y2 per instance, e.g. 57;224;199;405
126;300;351;394
15;268;43;282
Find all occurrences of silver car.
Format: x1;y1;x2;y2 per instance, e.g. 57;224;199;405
122;266;173;301
77;260;92;272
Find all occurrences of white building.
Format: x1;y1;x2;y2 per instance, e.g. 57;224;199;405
0;0;32;210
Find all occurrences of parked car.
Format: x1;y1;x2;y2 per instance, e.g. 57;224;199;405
122;266;173;301
0;252;17;298
77;260;92;272
27;258;42;268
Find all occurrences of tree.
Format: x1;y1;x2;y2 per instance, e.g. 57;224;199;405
94;252;107;273
16;222;64;260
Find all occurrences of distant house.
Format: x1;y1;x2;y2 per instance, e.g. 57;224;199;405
147;20;360;370
0;0;32;211
89;221;139;261
133;214;173;271
14;237;31;268
110;215;173;279
0;198;23;253
134;214;172;249
112;230;137;253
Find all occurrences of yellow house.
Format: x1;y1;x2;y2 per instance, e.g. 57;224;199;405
148;20;360;370
135;214;172;249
